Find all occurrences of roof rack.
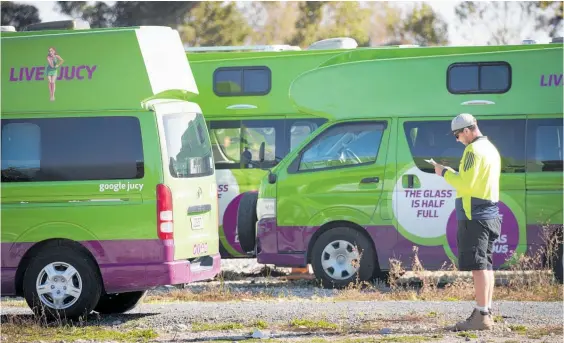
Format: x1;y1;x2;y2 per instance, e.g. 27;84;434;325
185;44;302;53
185;37;363;53
1;26;16;32
306;37;358;50
23;19;90;32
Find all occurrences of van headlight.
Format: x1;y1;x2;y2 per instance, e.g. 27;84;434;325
257;198;276;220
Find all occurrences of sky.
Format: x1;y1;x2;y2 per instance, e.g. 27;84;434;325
19;1;556;46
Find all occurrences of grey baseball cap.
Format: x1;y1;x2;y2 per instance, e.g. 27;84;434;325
451;113;477;132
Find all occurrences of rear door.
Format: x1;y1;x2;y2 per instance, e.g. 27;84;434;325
156;102;219;261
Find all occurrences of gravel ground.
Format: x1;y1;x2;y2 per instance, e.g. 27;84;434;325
2;259;562;342
2;298;562;342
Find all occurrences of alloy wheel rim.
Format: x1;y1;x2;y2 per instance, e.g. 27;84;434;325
320;240;360;280
35;261;82;310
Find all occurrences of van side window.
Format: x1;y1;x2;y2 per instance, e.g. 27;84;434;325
527;118;563;172
297;121;385;172
1;117;144;182
404;119;526;173
447;62;511;94
208;120;281;169
213;66;271;96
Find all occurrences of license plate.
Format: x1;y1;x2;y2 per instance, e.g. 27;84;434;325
190;216;203;230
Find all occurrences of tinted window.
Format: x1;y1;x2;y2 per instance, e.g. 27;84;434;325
527;118;563;172
1;116;144;182
404;119;526;173
214;67;271;96
209;120;283;169
448;65;478;93
480;65;510;91
243;69;270;94
297;121;385;172
290;120;326;151
162;112;214;178
448;62;511;94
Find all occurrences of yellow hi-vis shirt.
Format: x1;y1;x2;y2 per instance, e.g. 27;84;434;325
441;136;501;221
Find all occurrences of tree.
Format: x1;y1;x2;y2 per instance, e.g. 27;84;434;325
290;1;327;48
535;1;563;38
242;1;299;45
1;1;41;31
394;2;449;46
56;1;200;28
454;1;561;45
180;2;252;47
366;2;402;46
324;2;372;47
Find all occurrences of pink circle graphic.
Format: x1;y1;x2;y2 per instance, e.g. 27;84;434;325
446;201;519;268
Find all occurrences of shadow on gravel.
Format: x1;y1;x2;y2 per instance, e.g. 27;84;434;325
0;312;157;327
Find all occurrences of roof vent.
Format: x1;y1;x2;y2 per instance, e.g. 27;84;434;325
551;37;563;44
23;19;90;32
306;37;358;50
1;26;16;32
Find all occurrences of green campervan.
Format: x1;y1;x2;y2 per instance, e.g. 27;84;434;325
250;41;564;288
186;38;368;259
1;21;220;319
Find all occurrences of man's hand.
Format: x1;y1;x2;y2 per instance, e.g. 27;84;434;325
434;164;445;176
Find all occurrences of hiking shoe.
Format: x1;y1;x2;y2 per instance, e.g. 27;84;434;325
454;308;494;331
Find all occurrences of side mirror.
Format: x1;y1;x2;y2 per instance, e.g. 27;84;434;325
259;142;265;162
268;172;277;184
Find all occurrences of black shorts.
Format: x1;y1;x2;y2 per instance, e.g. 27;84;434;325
457;218;502;271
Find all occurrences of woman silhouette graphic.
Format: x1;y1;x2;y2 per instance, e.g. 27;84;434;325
46;47;64;101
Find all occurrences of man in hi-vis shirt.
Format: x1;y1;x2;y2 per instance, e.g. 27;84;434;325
434;113;502;331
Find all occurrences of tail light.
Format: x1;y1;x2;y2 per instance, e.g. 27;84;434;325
157;184;173;240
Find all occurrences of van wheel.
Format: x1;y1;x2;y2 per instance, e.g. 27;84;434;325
553;242;563;284
310;227;376;289
237;192;258;254
94;291;146;314
22;244;102;320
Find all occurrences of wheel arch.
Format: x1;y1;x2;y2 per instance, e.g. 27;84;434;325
15;238;105;296
305;220;381;273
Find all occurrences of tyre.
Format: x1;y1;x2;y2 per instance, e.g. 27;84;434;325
310;227;376;289
237;192;258;254
94;290;146;314
22;243;102;320
553;241;563;284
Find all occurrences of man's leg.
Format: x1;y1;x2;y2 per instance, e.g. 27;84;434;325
484;218;501;314
487;270;495;312
471;270;489;310
455;219;493;330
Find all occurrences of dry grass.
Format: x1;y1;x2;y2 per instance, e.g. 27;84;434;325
525;324;563;339
336;223;563;303
141;245;563;304
1;314;157;343
143;224;562;304
144;285;278;303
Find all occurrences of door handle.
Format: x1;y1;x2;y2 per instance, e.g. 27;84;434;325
360;177;379;184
